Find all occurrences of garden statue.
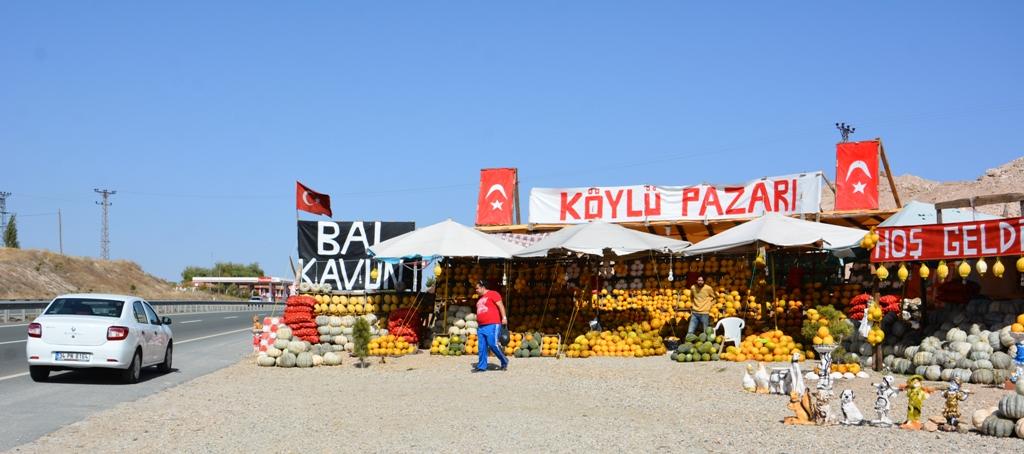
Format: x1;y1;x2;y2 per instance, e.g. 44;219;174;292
839;389;864;425
812;389;834;425
783;390;815;425
790;350;805;396
899;375;927;430
939;377;970;432
742;363;756;392
870;374;898;427
754;362;770;394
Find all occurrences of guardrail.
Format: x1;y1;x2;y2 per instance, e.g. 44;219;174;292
0;300;283;324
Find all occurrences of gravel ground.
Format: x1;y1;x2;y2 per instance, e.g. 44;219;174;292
7;354;1023;453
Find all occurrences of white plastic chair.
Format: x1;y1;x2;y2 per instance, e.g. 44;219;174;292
715;317;745;354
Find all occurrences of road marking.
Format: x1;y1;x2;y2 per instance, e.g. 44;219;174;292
0;372;29;382
0;323;31;328
223;316;238;319
179;320;202;324
0;339;27;345
177;328;252;345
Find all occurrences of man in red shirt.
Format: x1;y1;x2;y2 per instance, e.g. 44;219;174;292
473;280;509;373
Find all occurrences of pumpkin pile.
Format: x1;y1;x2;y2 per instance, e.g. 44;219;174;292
721;329;806;362
256;325;344;368
313;315;349;354
284;295;319;344
974;379;1024;439
882;326;1019;384
670;328;721;363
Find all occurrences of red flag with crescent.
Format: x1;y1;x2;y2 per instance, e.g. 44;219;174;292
476;168;517;225
296;181;332;217
835;140;879;211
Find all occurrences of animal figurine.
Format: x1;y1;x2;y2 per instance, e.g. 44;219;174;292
783;390;815;425
252;315;263;332
742;364;756;392
754;362;770;394
769;367;790;395
789;351;805;395
839;389;864;425
812;389;834;425
939;377;970;432
870;374;898;427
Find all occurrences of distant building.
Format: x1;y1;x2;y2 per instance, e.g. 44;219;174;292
190;276;293;301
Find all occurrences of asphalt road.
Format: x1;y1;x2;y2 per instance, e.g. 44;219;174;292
0;309;267;451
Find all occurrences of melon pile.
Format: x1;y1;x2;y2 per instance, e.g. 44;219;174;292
369;334;416;357
430;334;468;356
670;328;721;363
435;305;479;338
721;329;806;362
974;379;1024;439
566;324;667;358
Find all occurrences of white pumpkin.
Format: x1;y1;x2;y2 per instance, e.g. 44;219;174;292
312;355;324;367
973;406;998;429
266;346;283;358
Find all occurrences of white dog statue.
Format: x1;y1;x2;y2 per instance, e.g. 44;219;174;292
840;389;864;425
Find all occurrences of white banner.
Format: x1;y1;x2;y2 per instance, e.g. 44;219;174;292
528;172;823;224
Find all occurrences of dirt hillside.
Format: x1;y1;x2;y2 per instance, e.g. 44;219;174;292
821;156;1024;216
0;248;226;301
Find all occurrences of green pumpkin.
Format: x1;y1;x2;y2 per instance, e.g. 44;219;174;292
277;351;296;368
998;393;1024;420
981;414;1016;438
256;354;276;367
684;333;698;343
971;369;994;385
296;352;314;368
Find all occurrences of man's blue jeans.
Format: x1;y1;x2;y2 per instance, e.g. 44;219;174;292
687;313;710;335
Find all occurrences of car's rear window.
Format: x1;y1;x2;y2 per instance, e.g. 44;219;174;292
44;298;125;318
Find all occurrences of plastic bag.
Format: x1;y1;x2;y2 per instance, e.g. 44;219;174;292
498;325;510;347
858;306;871;338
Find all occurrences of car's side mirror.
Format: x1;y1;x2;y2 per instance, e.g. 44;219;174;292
161;316;172;325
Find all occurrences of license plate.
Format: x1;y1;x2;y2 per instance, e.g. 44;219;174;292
55;352;91;362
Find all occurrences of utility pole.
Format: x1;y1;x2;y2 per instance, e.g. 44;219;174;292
0;191;10;233
58;208;64;255
94;188;116;259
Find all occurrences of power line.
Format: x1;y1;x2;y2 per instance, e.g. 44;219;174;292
94;188;116;260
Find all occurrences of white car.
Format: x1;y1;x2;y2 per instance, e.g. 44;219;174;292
26;294;173;384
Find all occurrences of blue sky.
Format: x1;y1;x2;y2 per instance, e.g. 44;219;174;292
2;1;1022;281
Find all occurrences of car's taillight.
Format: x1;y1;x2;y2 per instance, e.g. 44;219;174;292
28;323;42;338
107;326;129;341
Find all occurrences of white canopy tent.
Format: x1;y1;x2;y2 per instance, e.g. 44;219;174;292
513;221;691;258
367;219;521;262
878;200;1001;227
679;212;867;256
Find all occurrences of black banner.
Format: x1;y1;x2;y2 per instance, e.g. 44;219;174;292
297;221;415;292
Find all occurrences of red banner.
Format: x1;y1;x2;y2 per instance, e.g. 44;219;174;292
835;140;879;210
871;217;1024;262
476;168;517;225
296;181;332;217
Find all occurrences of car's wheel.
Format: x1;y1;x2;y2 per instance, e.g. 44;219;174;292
157;343;173;373
121;351;142;384
29;366;50;382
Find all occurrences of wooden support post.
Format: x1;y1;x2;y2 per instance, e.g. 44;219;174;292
877;139;902;208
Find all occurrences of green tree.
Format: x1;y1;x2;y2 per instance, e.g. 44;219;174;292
3;214;19;249
352;317;371;368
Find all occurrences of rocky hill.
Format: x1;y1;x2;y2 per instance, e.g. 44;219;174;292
0;248;227;301
821;157;1024;216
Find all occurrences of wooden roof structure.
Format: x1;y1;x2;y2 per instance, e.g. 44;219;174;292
477;209;896;245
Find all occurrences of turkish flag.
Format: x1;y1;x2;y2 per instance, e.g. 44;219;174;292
835;140;879;211
296;182;332;217
476;168;517;225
